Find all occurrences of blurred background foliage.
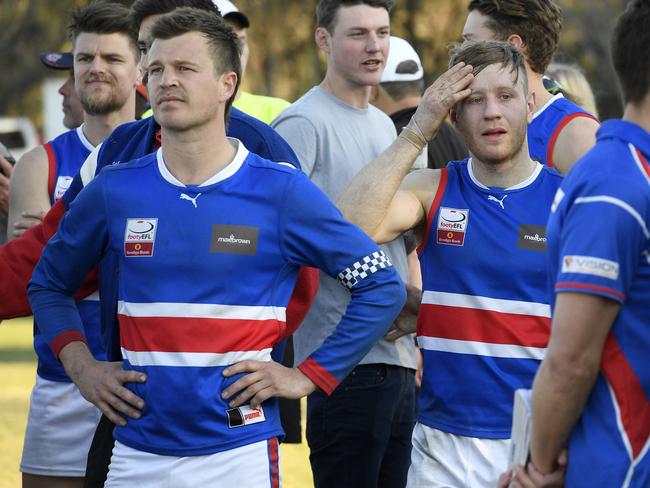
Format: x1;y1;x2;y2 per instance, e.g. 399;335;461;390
0;0;627;132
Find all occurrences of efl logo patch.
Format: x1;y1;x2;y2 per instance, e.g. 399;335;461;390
124;218;158;257
437;207;469;246
54;176;73;200
211;224;258;256
562;255;619;280
226;404;266;428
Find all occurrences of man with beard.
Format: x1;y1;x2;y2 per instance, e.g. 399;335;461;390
338;41;563;486
9;4;140;488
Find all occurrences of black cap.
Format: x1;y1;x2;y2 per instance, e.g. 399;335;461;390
39;52;73;70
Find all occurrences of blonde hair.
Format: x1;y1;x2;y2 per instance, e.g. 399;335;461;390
546;62;598;117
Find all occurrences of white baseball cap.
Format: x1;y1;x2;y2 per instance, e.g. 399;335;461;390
213;0;250;28
381;36;424;83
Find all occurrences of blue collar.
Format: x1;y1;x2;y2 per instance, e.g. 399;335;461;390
597;119;650;157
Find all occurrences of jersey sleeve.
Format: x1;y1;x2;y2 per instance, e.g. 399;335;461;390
271;115;319;177
554;176;649;303
279;172;406;394
28;173;110;358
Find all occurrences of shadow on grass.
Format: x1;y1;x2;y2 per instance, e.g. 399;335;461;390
0;347;36;363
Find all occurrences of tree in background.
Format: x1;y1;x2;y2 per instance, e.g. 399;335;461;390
0;0;628;130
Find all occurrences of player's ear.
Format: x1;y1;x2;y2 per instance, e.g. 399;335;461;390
315;27;331;54
526;90;536;123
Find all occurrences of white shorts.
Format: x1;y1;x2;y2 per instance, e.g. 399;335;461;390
20;374;101;476
406;422;510;488
106;438;281;488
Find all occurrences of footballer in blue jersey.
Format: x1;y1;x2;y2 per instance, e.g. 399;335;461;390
462;0;600;175
29;10;405;486
526;3;650;487
338;42;559;487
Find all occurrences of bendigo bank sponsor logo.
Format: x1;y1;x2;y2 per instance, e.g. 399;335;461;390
437;207;469;246
124;218;157;257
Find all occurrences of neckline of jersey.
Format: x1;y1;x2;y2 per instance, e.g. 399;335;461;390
155;137;248;188
466;157;544;192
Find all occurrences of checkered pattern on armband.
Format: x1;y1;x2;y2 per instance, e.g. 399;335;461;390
337;251;392;289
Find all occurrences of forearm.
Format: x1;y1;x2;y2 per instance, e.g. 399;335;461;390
530;352;600;472
298;267;406;394
337;135;422;235
59;340;95;381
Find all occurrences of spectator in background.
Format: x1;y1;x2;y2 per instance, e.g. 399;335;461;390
215;0;292;124
371;36;468;170
547;61;599;118
273;1;418;487
40;51;85;130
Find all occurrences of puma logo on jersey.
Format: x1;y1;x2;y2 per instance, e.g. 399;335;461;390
180;193;201;208
488;194;508;209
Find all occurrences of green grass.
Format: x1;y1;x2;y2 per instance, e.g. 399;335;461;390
0;317;313;487
0;317;37;488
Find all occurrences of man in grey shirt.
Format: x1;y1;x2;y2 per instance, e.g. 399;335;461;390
272;1;416;487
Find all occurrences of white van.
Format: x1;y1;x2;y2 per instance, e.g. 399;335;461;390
0;117;39;161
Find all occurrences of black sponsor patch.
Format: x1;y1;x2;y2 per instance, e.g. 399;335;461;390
226;407;245;428
210;225;258;255
517;225;547;252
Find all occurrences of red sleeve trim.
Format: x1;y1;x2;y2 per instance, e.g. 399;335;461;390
297;357;340;395
44;142;57;200
555;282;625;302
546;113;600;168
51;331;88;361
417;168;448;254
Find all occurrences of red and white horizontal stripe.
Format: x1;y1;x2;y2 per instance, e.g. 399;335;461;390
417;291;550;360
118;301;284;367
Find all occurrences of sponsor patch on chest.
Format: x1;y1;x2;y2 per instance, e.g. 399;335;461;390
211;224;258;255
562;255;619;280
54;176;74;200
226;404;266;428
436;207;469;246
517;225;547;252
124;218;158;257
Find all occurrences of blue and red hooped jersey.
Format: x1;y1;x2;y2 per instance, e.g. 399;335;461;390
416;159;562;438
547;119;650;486
29;141;405;456
44;126;94;204
36;126;104;381
528;94;599;168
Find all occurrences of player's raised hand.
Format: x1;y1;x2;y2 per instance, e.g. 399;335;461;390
59;341;146;426
412;62;474;142
222;361;316;409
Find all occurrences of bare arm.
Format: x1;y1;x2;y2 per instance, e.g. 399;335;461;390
7;146;50;240
530;292;619;473
338;63;473;243
552;116;599;175
0;154;12;215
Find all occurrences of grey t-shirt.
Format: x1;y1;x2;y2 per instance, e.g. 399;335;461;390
273;86;416;370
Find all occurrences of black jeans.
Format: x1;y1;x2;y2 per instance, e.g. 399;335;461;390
307;364;417;488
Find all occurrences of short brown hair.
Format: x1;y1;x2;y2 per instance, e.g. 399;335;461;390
611;0;650;105
150;7;241;122
449;40;528;93
467;0;562;74
69;2;139;59
316;0;394;33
